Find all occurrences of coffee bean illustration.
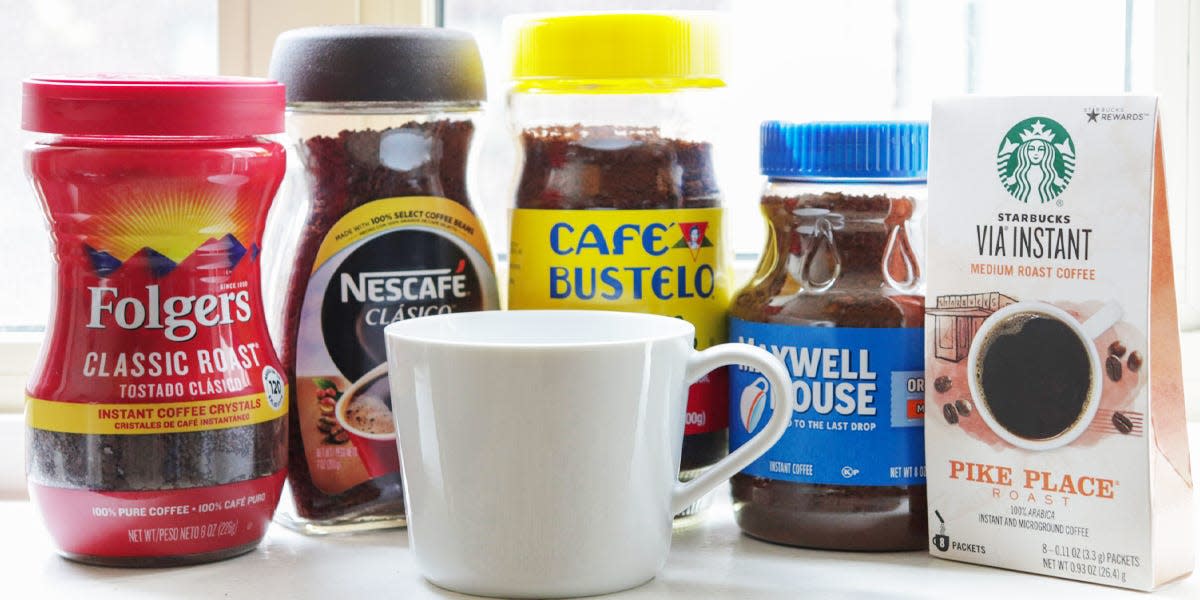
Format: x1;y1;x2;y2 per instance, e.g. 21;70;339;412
954;399;972;417
1108;340;1127;358
934;376;952;394
1112;411;1134;435
1105;355;1123;382
1127;351;1143;373
942;403;959;425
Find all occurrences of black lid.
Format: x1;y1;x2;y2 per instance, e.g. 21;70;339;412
268;25;485;104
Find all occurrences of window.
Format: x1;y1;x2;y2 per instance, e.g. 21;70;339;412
0;1;218;331
445;0;1164;257
0;0;1195;421
443;0;1196;421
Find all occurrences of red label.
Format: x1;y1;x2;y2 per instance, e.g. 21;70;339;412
908;399;925;420
25;145;289;561
30;234;284;408
686;366;730;434
30;471;286;558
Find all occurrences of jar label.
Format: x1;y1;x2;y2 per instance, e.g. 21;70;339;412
29;470;285;559
295;196;498;494
26;193;288;430
26;391;283;434
728;318;925;485
508;207;733;434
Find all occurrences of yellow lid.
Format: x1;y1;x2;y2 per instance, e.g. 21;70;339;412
509;12;726;93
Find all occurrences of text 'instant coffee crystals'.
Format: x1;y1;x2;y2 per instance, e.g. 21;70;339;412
729;122;928;550
926;96;1193;589
268;27;498;534
505;13;733;520
23;76;290;566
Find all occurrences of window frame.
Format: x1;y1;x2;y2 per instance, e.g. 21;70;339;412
0;0;1196;418
2;0;1199;501
0;0;436;417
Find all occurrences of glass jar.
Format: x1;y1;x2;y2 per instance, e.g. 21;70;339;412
267;26;499;534
729;121;928;550
505;13;733;521
22;76;289;566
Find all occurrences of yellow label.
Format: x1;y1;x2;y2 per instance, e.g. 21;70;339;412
313;196;494;273
26;390;287;435
508;207;732;349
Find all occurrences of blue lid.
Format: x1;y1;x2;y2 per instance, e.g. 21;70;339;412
761;121;929;181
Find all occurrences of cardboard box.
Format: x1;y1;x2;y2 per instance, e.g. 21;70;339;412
925;96;1193;590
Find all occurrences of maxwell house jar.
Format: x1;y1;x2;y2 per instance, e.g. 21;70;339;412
505;13;733;519
729;121;928;550
22;76;289;565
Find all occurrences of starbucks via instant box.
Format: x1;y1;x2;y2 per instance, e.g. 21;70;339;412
925;96;1193;590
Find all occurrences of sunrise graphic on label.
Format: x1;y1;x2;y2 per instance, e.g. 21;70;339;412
740;376;769;432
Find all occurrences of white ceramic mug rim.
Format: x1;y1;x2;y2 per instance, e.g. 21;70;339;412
966;301;1103;451
334;363;394;441
383;310;696;349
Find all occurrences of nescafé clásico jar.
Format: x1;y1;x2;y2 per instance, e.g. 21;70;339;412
22;76;289;566
729;121;928;550
267;27;498;534
506;13;733;519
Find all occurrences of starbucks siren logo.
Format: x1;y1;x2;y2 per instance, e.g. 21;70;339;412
996;116;1075;205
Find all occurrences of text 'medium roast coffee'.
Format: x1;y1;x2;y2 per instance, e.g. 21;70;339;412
925;96;1193;590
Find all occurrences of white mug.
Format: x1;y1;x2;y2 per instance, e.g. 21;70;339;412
968;301;1121;451
384;310;792;598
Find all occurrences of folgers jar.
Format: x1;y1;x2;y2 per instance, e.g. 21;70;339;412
22;77;289;565
268;27;498;533
506;13;733;517
729;122;928;549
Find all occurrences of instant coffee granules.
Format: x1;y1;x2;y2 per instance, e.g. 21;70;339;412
505;14;734;515
728;121;928;551
269;26;498;533
23;76;289;566
516;125;720;210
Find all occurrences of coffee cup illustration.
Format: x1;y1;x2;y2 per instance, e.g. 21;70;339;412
334;362;400;477
966;301;1122;451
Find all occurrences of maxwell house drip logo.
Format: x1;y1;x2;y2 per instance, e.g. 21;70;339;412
739;376;769;432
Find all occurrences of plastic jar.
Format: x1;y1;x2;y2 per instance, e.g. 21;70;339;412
22;76;289;566
729;121;928;550
267;26;499;534
505;13;733;520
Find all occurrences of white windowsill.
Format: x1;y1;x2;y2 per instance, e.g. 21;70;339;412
2;460;1198;599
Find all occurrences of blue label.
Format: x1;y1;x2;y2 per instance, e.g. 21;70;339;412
729;318;925;486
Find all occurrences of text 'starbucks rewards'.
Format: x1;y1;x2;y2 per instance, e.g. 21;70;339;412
925;96;1193;590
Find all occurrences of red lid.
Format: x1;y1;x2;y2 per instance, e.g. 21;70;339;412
22;75;285;136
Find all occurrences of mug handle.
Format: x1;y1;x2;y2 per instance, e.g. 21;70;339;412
671;343;793;514
1080;301;1123;339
